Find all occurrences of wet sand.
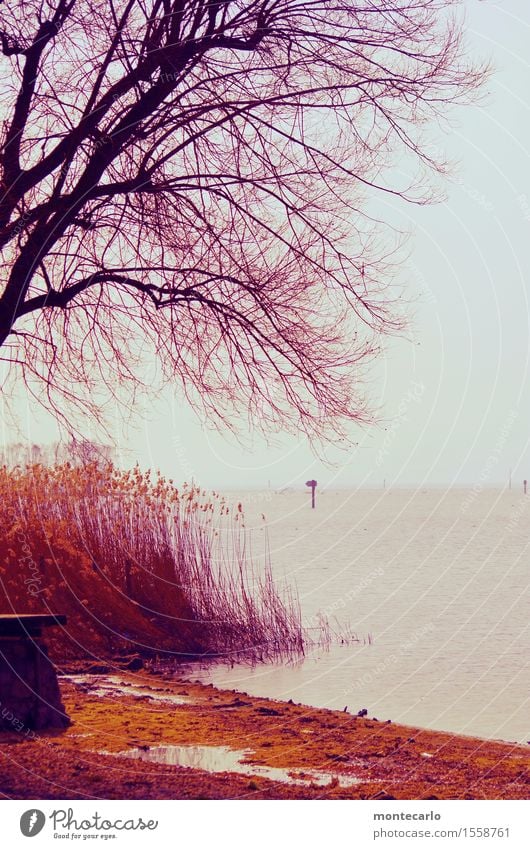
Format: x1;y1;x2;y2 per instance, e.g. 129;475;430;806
0;671;528;800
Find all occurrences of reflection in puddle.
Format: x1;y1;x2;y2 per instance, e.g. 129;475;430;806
113;744;361;787
68;675;193;705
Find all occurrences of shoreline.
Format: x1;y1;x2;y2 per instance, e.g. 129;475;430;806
0;670;528;800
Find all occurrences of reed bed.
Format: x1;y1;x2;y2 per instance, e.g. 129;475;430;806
0;461;304;661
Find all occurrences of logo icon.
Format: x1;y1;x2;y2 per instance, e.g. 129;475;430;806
20;810;46;837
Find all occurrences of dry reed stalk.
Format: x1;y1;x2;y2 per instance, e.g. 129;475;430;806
0;460;304;661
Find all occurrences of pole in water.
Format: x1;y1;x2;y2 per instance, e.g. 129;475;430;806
524;479;527;495
306;479;317;508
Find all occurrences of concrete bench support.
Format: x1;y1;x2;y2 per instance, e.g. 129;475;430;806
0;614;69;731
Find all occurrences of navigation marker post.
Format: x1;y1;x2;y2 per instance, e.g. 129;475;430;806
306;479;317;509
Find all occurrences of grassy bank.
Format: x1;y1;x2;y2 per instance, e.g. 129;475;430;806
0;671;528;800
0;462;303;662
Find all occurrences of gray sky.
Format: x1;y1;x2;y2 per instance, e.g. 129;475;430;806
4;1;530;491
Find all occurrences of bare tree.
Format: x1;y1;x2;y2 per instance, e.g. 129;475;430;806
0;1;484;439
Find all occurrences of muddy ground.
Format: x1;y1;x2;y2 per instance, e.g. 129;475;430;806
0;670;528;800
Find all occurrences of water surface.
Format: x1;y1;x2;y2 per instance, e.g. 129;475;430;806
115;743;361;787
190;489;529;743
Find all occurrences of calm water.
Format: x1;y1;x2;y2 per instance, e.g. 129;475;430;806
191;488;529;743
116;744;360;787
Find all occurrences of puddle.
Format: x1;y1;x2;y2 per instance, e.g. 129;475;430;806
109;744;361;787
67;675;194;705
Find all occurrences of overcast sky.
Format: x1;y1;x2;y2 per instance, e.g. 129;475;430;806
4;1;530;491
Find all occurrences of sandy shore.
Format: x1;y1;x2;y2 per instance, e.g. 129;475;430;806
0;670;528;800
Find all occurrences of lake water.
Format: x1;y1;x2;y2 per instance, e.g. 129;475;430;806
191;488;529;744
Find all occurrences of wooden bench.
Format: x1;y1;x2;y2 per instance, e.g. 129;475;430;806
0;613;69;731
0;613;67;637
